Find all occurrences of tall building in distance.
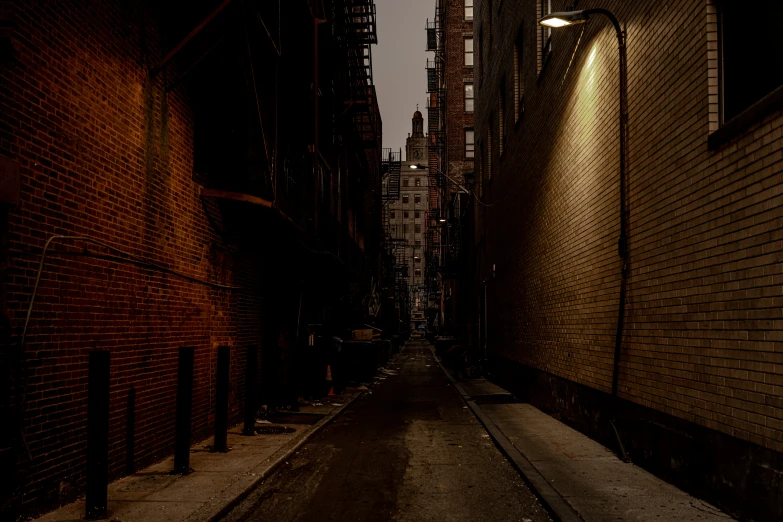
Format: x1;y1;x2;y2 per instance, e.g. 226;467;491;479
386;110;430;329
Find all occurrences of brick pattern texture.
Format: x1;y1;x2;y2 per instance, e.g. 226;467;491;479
1;0;262;514
444;0;475;188
475;0;783;454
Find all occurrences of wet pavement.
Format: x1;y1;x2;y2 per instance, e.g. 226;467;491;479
222;339;552;522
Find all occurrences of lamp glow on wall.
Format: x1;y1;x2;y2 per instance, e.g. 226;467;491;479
538;8;630;463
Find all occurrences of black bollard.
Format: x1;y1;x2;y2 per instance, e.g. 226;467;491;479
86;350;110;520
213;346;230;452
173;347;194;474
243;346;259;435
126;387;135;475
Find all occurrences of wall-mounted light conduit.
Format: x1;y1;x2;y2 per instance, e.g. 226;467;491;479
539;7;630;463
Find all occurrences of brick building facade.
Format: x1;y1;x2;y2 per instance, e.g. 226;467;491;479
0;0;382;518
386;111;429;327
426;0;475;335
472;0;783;520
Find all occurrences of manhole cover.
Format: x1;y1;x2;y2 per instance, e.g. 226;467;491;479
118;474;177;493
255;425;296;435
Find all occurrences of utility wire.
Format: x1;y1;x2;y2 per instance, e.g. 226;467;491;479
17;235;241;460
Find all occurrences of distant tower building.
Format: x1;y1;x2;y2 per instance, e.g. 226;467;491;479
386;109;430;328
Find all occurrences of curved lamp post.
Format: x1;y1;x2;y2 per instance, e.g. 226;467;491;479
539;9;630;462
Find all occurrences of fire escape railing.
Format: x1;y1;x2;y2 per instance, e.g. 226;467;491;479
425;7;446;303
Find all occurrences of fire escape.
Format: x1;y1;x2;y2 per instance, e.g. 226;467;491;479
380;148;410;327
334;0;382;259
425;7;446;307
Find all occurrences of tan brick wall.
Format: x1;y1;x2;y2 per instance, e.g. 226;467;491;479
475;0;783;454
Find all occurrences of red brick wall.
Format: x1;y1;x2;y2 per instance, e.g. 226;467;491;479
476;0;783;455
1;0;262;514
444;0;474;188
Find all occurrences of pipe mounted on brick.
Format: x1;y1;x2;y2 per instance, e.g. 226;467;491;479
16;235;242;459
539;7;630;463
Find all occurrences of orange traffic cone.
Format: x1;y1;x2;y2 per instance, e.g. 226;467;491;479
326;365;335;396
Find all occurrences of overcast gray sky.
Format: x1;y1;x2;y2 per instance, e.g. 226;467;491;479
374;0;434;156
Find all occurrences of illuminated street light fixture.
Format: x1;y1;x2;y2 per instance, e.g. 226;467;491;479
538;7;630;462
538;10;590;27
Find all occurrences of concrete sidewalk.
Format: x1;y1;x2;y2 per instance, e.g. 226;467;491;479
34;392;359;522
434;353;734;522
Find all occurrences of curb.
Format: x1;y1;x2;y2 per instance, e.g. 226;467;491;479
429;346;583;522
186;392;362;522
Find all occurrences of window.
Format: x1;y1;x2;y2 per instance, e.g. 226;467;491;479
539;0;552;70
415;177;421;187
404;211;410;218
465;83;474;112
403;195;409;204
403;177;409;187
465;38;474;66
499;82;506;155
514;30;524;121
415;239;421;246
718;0;783;123
415;210;421;218
415;269;422;277
465;129;475;158
414;194;421;203
415;224;422;233
390;211;396;219
403;224;408;235
465;0;473;20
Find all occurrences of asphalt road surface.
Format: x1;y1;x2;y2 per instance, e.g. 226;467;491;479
222;339;552;522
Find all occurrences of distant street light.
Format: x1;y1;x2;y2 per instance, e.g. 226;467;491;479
538;7;630;463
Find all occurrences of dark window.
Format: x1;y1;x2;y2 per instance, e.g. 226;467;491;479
403;195;409;204
390;211;396;219
403;177;409;187
415;177;421;187
404;211;410;218
719;0;783;122
414;194;422;203
415;224;422;233
415;210;421;218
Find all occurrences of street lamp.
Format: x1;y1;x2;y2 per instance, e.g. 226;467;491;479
538;8;630;462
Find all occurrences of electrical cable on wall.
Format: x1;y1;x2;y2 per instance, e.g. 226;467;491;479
16;234;242;460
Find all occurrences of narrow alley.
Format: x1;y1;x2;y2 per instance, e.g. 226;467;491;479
2;0;783;521
223;340;551;522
